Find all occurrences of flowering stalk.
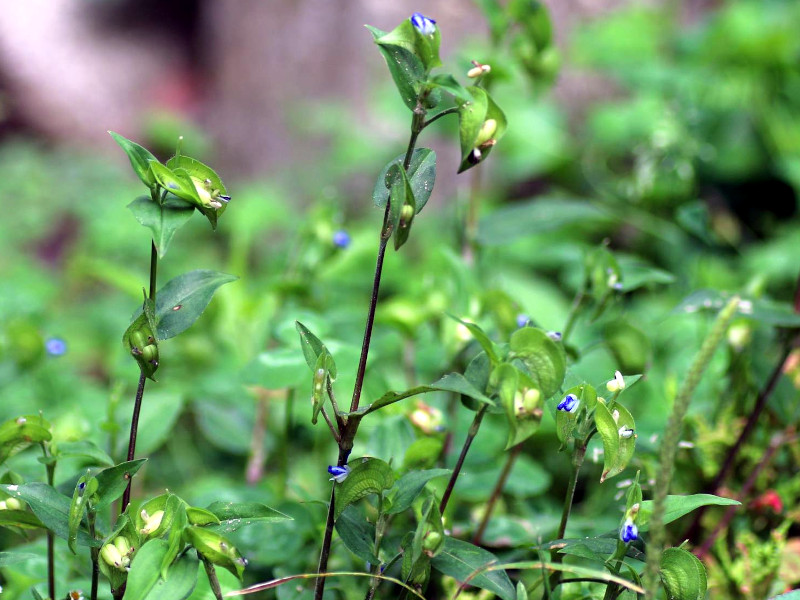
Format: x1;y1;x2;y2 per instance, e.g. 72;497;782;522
642;296;741;596
121;239;158;511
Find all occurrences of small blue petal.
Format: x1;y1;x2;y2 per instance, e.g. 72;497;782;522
620;520;638;543
328;465;350;483
516;314;529;329
45;338;67;356
556;393;579;413
333;230;351;249
410;12;436;35
547;331;562;342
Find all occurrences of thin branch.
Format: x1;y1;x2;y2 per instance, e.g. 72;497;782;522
472;442;523;545
440;404;488;514
320;406;341;443
121;372;146;510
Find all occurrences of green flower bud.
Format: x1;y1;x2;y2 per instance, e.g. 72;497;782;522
141;344;159;365
5;497;23;511
101;543;124;569
422;531;443;556
129;330;147;353
113;536;132;556
400;204;415;228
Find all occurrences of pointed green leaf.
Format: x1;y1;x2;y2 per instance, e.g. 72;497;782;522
433;372;495;406
638;494;740;531
295;321;338;380
373;148;437;213
0;509;44;530
68;472;94;554
143;551;198;600
447;314;501;365
166;155;230;230
128;196;195;259
0;482;100;546
429;74;471;102
149;162;201;205
206;501;291;532
184;526;246;580
187;506;221;526
110;131;159;189
334;458;395;520
142;270;238;340
367;25;424;111
335;505;379;564
94;459;147;509
0;551;40;567
431;537;516;600
386;469;451;515
123;539;169;600
53;440;114;467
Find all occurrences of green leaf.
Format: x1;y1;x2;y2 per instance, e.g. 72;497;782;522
556;384;596;444
0;482;100;546
149;162;201;205
295;321;338;380
375;18;442;72
0;414;52;464
477;197;613;246
637;494;740;532
431;537;516;600
0;508;45;530
0;551;39;566
509;327;566;399
163;501;188;578
334;458;395;520
109;131;159;189
431;373;495;406
594;402;636;482
94;459;147;509
187;506;221;526
128;196;195;259
143;552;199;600
166;155;230;231
660;547;707;600
386;469;451;515
147;270;238;340
428;74;471;102
457;87;507;173
206;501;291;533
334;505;379;564
311;350;334;425
184;526;246;580
537;536;645;563
674;289;800;327
68;472;94;554
366;25;425;111
53;440;114;466
447;314;501;365
387;164;417;251
358;385;433;416
123;539;169;600
373;148;437;214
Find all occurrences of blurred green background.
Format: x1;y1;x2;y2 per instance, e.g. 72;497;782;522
1;0;800;598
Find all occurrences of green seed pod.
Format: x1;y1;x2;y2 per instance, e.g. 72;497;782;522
474;118;497;147
400;204;415;228
101;543;123;569
422;531;443;555
130;330;147;353
4;497;23;511
141;344;159;364
139;509;165;537
113;536;132;556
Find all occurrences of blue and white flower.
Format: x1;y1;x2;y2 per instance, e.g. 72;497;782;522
45;337;67;356
620;518;638;543
516;314;529;328
410;12;436;36
618;426;635;439
547;331;562;341
556;393;579;413
328;465;350;483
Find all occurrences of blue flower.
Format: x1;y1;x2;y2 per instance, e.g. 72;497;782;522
410;12;436;36
516;314;529;328
556;393;579;413
333;230;351;249
328;465;350;483
45;338;67;356
620;518;638;543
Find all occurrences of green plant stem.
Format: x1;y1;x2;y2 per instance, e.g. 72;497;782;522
547;441;587;596
365;499;388;600
314;106;426;600
88;510;99;600
41;445;56;600
423;106;458;129
562;288;586;344
472;442;523;545
122;240;158;512
642;296;740;597
440;403;489;515
202;556;225;600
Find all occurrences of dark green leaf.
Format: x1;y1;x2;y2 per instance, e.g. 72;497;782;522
295;321;338;380
358;386;433;416
335;505;379;564
0;414;52;464
94;459;147;509
431;373;495;406
447;314;500;364
386;469;451;515
477;197;613;246
373;148;437;214
660;547;707;600
431;537;516;600
638;494;740;531
594;402;636;483
109;131;159;189
207;501;291;533
0;482;99;546
389;165;416;251
149;162;202;206
0;551;39;566
187;506;221;526
146;270;238;340
143;552;199;600
428;74;471;102
537;536;645;563
128;196;195;259
334;458;395;520
123;539;169;600
68;472;94;553
0;509;44;530
366;25;425;110
53;440;114;466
